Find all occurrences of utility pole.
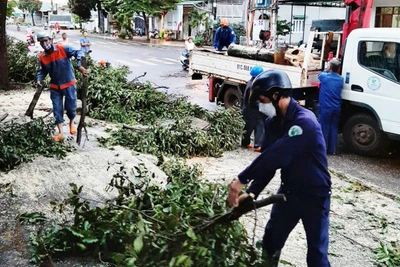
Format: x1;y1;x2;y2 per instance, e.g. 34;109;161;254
213;0;217;20
270;0;278;50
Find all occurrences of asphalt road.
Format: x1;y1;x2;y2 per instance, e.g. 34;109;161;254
6;25;400;196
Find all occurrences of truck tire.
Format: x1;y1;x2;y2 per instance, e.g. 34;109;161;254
223;87;242;109
343;113;388;156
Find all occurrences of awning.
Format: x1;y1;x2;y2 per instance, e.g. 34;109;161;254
278;0;344;7
177;0;205;6
40;3;52;12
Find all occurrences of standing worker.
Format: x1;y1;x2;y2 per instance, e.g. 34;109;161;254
318;58;344;155
80;31;92;55
241;65;265;152
213;18;236;51
227;70;332;267
36;31;87;141
55;32;70;46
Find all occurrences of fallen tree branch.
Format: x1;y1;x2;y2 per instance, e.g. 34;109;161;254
0;113;8;122
130;72;147;83
334;230;375;251
77;57;88;146
25;84;45;119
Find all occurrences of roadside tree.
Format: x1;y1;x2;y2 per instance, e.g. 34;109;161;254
0;0;10;90
18;0;42;26
104;0;181;40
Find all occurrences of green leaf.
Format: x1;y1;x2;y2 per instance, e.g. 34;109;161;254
82;238;99;244
186;227;196;241
133;235;143;253
76;243;87;250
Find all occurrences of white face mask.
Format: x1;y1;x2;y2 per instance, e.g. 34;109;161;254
259;102;276;117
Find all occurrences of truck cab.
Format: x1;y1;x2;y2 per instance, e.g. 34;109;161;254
340;28;400;155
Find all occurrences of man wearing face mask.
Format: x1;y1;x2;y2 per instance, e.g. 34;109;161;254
36;31;87;141
80;31;92;55
227;70;331;267
213;18;236;51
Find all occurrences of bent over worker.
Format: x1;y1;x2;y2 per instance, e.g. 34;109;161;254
36;31;87;141
213;18;236;51
227;70;332;267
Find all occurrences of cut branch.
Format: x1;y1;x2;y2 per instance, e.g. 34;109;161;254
25;84;45;119
77;57;88;146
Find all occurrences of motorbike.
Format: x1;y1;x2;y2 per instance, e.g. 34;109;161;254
150;29;159;39
180;50;189;71
26;32;35;46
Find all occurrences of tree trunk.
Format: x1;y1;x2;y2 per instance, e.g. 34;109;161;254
31;12;36;26
142;12;149;40
97;1;104;33
227;45;274;63
0;0;10;90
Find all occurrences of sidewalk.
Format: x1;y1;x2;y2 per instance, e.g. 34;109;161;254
94;33;186;48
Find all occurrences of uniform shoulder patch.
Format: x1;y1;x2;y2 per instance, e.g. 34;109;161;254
288;125;303;137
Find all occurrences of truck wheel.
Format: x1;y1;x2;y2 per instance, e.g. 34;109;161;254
223;88;242;109
343;113;388;156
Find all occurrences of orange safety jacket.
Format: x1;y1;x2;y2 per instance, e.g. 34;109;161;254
37;44;83;90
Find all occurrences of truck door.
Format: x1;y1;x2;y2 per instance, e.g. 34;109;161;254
343;39;400;137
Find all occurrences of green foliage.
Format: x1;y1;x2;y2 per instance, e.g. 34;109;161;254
68;0;93;21
100;106;244;158
6;37;37;83
17;0;42;25
6;0;17;18
376;241;400;267
18;0;42;13
103;0;181;38
277;20;292;37
28;159;264;266
193;36;203;47
0;118;72;171
230;23;246;45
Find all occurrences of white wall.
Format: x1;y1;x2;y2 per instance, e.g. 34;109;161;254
277;5;346;44
370;0;399;28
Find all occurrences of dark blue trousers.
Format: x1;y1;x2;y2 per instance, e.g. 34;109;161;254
242;113;264;148
262;194;331;267
318;108;340;154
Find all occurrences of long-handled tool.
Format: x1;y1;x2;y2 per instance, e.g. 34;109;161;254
25;84;45;119
192;194;286;233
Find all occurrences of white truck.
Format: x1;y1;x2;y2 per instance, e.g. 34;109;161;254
189;28;400;156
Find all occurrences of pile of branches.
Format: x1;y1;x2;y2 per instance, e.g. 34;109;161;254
0;118;71;171
26;159;265;266
100;107;244;158
72;59;245;158
6;37;38;84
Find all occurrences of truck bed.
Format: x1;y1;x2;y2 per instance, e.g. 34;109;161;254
189;49;321;87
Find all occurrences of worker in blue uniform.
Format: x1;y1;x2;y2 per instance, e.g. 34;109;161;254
241;65;265;152
227;70;332;267
318;58;344;155
213;18;236;51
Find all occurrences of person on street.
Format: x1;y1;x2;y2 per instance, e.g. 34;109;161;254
318;58;344;155
36;31;87;141
185;36;196;52
54;22;61;33
227;69;332;267
80;31;92;55
213;18;236;51
241;65;265;152
55;32;70;46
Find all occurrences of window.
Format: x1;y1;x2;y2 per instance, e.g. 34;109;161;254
292;19;304;33
375;7;400;28
358;41;400;83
